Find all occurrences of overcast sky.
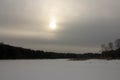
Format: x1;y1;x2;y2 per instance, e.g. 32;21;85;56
0;0;120;53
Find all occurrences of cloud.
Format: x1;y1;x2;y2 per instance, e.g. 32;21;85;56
0;0;120;53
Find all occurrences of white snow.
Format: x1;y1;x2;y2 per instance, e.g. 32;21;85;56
0;59;120;80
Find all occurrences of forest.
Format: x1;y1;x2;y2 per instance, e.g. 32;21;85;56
0;39;120;60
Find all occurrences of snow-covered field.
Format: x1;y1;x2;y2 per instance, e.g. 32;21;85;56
0;59;120;80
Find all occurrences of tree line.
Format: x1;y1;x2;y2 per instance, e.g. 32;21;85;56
101;39;120;52
0;39;120;60
100;39;120;60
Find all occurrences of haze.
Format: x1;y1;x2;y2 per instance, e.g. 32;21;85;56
0;0;120;53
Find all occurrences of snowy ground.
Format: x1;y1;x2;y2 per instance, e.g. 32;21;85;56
0;59;120;80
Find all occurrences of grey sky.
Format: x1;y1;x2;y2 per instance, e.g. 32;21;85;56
0;0;120;53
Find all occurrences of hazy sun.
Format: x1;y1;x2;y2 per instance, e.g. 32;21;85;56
49;18;57;30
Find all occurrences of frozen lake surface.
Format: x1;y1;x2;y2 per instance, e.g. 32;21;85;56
0;59;120;80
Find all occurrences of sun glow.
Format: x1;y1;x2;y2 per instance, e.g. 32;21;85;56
49;18;57;30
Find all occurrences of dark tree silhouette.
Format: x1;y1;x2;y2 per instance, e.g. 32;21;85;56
0;39;120;60
101;44;108;52
108;42;113;51
115;39;120;49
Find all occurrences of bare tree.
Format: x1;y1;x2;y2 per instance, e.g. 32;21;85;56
115;39;120;49
108;42;113;50
101;44;108;52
